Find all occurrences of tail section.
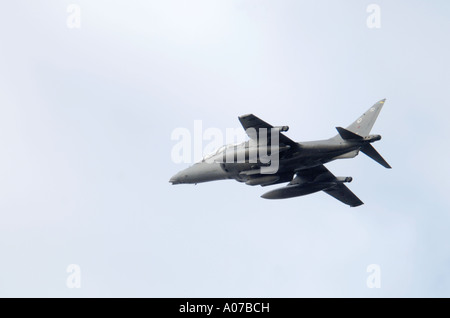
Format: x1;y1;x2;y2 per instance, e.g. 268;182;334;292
336;99;391;169
346;99;386;136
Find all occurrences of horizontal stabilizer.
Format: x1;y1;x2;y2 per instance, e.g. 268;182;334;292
361;144;391;169
336;127;363;140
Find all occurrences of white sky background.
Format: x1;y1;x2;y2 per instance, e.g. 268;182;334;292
0;0;449;297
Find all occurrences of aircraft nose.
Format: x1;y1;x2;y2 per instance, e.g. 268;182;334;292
169;162;228;185
169;167;195;184
169;171;184;184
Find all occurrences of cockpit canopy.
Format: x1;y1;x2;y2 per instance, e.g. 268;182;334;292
201;141;248;162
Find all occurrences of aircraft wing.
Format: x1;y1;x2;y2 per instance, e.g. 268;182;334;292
292;165;364;207
238;114;298;148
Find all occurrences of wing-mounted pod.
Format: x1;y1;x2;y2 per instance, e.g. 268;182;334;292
274;126;289;132
335;177;353;183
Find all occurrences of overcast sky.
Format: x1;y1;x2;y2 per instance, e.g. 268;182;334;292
0;0;449;297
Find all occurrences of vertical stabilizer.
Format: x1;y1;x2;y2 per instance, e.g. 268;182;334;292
346;99;386;136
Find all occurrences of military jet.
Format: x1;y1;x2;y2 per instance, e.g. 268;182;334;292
169;99;391;207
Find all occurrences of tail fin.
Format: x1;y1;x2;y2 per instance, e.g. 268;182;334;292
361;144;391;169
346;99;386;136
337;100;391;169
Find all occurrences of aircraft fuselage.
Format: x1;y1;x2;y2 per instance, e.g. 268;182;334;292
170;137;374;185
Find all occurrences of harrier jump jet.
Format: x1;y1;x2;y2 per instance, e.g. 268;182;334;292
170;99;391;207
